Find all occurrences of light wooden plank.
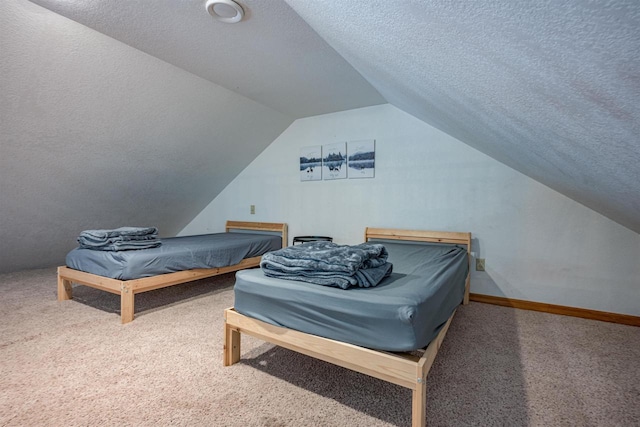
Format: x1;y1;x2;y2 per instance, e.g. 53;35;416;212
223;318;241;366
365;227;471;246
463;274;470;305
224;308;418;389
121;283;134;324
412;344;429;427
57;268;73;301
412;384;427;427
225;220;285;231
411;352;428;427
225;221;287;233
57;266;122;294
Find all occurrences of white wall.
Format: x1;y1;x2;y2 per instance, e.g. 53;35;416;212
181;104;640;316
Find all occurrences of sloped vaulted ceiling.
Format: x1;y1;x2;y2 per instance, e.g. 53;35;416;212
29;0;640;234
284;0;640;233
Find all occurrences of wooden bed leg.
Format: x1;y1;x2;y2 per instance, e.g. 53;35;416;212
120;283;134;324
463;274;470;305
57;274;73;301
412;376;427;427
411;362;428;427
223;322;241;366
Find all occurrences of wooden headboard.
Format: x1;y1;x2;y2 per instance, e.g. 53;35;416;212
225;221;288;248
365;227;472;304
365;227;471;247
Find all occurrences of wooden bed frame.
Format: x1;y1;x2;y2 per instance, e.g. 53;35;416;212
223;227;471;427
57;221;287;324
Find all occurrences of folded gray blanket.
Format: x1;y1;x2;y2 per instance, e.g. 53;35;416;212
78;227;161;251
260;241;393;289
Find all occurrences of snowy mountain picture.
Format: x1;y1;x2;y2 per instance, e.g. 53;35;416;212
348;140;375;178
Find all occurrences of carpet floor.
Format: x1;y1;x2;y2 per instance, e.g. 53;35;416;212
1;268;638;426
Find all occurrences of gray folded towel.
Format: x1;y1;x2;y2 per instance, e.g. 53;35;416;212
77;227;161;251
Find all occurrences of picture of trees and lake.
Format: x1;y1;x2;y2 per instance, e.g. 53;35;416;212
322;142;347;180
300;145;322;181
348;140;375;178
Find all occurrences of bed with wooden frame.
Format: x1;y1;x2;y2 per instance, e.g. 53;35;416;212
223;227;471;427
57;221;287;324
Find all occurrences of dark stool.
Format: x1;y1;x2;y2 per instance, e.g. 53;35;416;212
292;236;333;245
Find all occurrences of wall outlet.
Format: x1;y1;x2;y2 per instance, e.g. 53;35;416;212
476;258;485;271
250;205;255;214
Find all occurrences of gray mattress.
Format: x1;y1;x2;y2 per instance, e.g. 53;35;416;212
234;240;468;352
66;232;282;280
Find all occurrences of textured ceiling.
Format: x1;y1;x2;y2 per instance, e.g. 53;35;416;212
29;0;640;234
27;0;385;118
284;0;640;233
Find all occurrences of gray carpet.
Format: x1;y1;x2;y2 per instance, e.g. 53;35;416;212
1;268;638;426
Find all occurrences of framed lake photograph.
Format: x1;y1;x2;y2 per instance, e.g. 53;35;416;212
348;139;375;178
300;145;322;181
322;142;347;180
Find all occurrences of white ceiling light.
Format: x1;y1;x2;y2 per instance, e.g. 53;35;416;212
206;0;244;24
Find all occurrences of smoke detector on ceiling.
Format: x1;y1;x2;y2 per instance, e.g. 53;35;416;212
206;0;244;24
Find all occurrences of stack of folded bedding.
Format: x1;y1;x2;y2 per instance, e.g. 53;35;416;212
77;227;161;251
260;241;392;289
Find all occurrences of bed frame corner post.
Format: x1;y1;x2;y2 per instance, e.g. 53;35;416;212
464;232;471;305
57;268;72;301
412;370;428;427
463;274;470;305
120;282;134;324
282;224;288;248
223;311;241;366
